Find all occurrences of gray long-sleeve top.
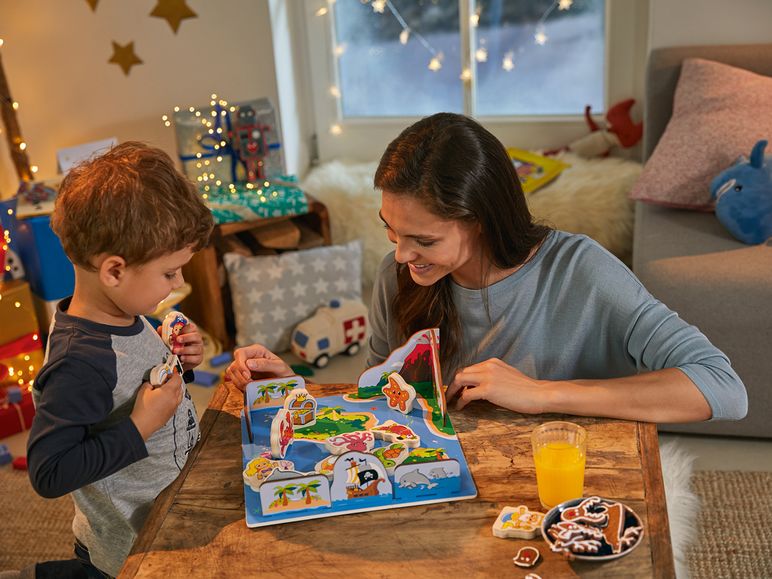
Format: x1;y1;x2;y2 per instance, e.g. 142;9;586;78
368;230;747;421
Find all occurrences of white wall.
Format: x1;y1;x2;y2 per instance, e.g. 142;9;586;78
649;0;772;49
0;0;279;195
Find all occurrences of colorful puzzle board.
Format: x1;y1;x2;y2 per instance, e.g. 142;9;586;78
241;329;477;528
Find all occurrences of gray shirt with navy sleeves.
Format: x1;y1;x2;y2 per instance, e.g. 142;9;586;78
367;230;747;421
27;299;200;577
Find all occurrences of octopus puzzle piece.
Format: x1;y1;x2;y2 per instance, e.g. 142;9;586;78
492;505;546;539
270;408;294;459
513;546;541;568
372;442;410;475
161;311;189;350
325;430;375;455
242;456;296;492
381;372;417;414
284;388;317;428
370;420;420;448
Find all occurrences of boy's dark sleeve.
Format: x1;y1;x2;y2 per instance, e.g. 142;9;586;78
27;358;148;498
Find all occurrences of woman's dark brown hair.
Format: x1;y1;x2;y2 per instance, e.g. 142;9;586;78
374;113;551;373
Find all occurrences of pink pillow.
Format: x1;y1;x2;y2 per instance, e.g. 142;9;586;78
630;58;772;211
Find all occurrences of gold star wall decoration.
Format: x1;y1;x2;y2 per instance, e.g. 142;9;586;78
109;41;143;76
84;0;99;11
150;0;198;34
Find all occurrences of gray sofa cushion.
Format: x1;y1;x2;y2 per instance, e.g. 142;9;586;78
634;203;772;437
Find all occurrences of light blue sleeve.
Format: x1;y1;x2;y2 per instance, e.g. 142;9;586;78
626;299;748;421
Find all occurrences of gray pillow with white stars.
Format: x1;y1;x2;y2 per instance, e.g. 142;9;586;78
224;240;363;352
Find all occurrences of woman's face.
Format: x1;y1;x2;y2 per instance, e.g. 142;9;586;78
380;191;483;288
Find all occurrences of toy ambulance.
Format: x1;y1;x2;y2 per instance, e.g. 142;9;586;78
290;299;368;368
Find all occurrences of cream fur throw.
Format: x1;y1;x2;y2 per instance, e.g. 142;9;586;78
301;153;641;290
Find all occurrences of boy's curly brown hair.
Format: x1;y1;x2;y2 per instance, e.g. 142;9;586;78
51;141;213;269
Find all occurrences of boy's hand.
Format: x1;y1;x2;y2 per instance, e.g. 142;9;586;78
225;344;293;392
172;322;204;371
131;371;184;441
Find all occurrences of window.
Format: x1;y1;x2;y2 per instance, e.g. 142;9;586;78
301;0;644;163
329;0;604;118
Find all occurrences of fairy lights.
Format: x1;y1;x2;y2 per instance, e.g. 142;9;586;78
318;0;574;82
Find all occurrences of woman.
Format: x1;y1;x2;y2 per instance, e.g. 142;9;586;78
227;113;747;424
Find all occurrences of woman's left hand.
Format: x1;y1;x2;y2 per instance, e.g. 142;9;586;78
173;322;205;372
446;358;548;414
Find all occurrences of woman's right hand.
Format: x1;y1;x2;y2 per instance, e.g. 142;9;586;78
225;344;294;391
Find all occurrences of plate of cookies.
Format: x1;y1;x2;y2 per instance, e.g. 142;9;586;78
541;496;644;561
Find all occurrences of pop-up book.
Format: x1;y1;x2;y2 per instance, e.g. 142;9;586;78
241;328;477;527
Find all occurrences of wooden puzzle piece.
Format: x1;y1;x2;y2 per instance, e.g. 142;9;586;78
314;454;338;479
513;546;540;568
284;387;317;428
372;442;409;475
259;471;332;515
270;408;294;459
370;420;420;448
325;430;375;455
161;311;189;350
243;456;296;491
249;376;303;408
329;451;393;501
393;459;461;499
381;372;417;414
492;505;545;539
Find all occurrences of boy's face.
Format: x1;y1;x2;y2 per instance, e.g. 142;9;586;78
111;246;194;316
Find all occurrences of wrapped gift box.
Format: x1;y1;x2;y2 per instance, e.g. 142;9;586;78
0;387;35;440
0;280;40;344
204;179;309;225
14;214;75;301
0;334;44;389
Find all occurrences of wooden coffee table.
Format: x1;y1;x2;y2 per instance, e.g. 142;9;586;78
121;383;675;578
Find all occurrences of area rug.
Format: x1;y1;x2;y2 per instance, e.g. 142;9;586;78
687;471;772;579
0;468;73;571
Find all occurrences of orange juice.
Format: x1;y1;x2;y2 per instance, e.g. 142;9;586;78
533;441;585;509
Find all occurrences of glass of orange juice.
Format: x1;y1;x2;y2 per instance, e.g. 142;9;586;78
531;421;587;509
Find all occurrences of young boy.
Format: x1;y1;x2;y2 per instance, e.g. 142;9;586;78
27;142;214;577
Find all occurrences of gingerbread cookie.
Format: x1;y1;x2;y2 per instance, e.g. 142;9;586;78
513;546;540;568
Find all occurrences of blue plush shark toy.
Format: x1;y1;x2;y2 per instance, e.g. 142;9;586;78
710;139;772;245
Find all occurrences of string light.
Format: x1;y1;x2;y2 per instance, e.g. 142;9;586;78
331;0;572;78
329;124;342;136
502;51;515;72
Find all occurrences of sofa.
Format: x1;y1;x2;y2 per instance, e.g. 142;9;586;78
633;44;772;438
